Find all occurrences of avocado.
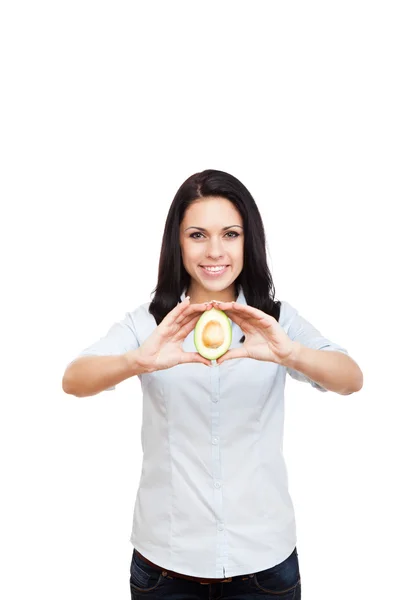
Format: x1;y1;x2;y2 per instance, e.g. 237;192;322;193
194;307;232;360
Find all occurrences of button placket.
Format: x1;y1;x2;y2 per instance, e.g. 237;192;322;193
210;362;229;576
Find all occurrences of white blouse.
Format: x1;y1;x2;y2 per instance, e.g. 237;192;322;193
71;286;348;578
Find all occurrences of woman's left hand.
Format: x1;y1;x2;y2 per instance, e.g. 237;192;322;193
211;300;296;366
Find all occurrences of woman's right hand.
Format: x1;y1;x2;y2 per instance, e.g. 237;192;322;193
132;296;213;373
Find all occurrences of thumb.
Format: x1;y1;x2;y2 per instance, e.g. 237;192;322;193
180;352;212;367
216;348;247;365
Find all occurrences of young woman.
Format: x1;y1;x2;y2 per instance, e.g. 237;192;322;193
63;169;363;599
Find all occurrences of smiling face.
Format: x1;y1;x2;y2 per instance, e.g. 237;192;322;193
179;196;244;303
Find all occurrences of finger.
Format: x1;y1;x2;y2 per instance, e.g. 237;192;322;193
175;313;202;339
210;307;250;332
213;304;273;332
180;352;212;367
178;304;214;329
213;301;272;322
175;302;212;325
163;295;191;327
216;348;248;365
162;297;207;335
226;313;265;333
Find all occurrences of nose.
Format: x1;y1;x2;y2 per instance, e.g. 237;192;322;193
206;238;225;261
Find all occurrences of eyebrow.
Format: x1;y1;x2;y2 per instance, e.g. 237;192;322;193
184;225;243;232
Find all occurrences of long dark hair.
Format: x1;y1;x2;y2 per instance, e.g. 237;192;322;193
149;169;281;342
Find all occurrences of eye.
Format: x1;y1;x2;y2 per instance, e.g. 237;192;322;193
189;231;240;239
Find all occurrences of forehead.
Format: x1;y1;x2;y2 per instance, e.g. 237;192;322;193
182;196;242;224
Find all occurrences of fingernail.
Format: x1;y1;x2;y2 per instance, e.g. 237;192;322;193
185;296;190;301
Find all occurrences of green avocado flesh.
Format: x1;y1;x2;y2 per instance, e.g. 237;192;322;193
194;307;232;360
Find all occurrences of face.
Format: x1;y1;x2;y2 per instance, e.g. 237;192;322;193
179;196;244;302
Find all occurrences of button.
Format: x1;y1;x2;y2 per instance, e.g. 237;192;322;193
212;437;219;445
212;397;219;403
217;523;224;531
214;481;221;488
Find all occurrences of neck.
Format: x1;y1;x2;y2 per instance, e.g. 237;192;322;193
186;282;238;304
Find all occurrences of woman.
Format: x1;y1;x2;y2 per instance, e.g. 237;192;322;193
63;169;363;599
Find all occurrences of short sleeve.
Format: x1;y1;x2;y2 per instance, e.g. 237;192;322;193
67;311;140;391
283;302;349;392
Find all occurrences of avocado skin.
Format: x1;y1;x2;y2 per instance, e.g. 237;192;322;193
194;307;232;360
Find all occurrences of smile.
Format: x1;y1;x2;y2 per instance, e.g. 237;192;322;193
200;265;229;277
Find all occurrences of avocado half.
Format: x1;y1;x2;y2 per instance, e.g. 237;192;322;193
194;307;232;360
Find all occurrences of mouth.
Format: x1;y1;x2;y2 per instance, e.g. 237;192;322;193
199;265;230;278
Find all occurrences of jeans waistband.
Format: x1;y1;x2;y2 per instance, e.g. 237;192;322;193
134;549;254;585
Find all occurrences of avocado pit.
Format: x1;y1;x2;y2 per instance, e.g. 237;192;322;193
202;320;224;349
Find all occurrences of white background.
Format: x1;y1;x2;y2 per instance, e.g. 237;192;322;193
1;1;399;598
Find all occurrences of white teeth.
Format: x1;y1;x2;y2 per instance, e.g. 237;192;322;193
203;266;225;272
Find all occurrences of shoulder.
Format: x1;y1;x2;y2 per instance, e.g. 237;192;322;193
124;300;154;328
129;300;152;320
125;300;157;342
277;300;299;328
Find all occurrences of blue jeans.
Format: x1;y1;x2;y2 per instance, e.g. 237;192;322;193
130;547;301;599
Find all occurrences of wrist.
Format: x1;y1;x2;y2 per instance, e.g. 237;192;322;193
280;341;303;368
125;349;154;375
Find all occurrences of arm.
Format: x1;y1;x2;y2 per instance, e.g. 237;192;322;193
63;311;142;397
62;350;146;397
282;341;363;395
